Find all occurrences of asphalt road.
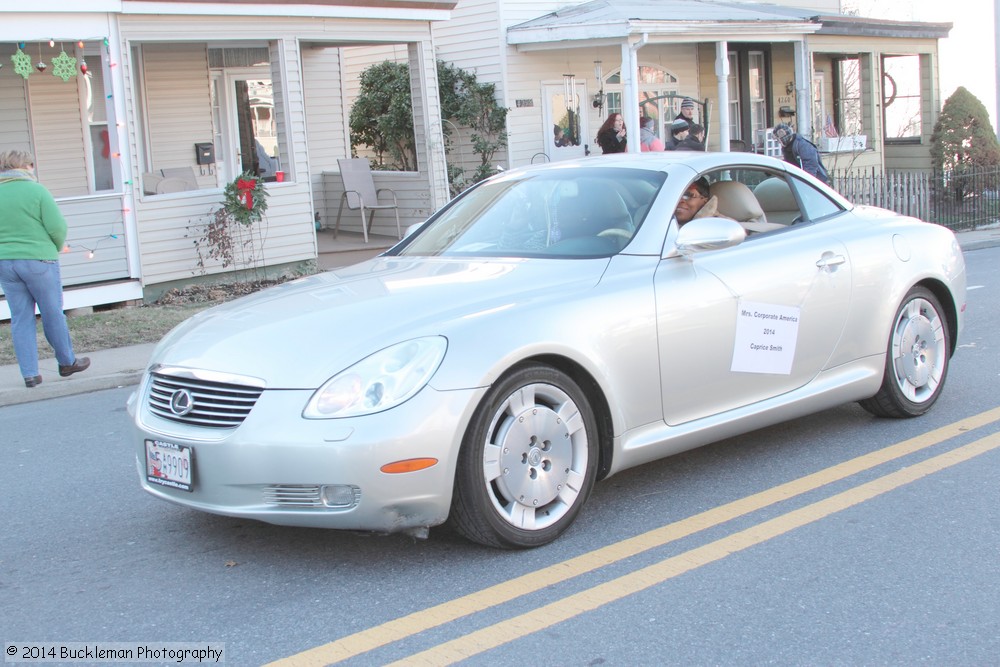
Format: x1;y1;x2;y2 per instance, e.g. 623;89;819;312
2;247;998;667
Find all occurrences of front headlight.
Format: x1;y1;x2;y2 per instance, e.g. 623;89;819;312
303;336;447;419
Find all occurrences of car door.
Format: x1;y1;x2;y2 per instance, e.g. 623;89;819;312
654;183;853;426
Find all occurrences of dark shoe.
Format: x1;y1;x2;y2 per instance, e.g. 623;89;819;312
24;375;43;388
59;357;91;377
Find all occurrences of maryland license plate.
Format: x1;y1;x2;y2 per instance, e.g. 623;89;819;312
145;439;193;492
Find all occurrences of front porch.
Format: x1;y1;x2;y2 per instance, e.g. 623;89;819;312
316;229;398;270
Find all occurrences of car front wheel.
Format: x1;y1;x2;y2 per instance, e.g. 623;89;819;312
859;286;950;418
450;364;599;549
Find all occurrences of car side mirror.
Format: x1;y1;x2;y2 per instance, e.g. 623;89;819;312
675;217;747;254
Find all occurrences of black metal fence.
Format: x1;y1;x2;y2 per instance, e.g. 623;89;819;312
830;166;1000;231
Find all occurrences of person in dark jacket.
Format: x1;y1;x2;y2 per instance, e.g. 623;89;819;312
0;149;90;388
772;123;829;184
675;123;706;151
665;118;690;151
666;97;698;149
595;113;627;154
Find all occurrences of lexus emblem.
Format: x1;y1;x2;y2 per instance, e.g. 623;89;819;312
169;389;195;416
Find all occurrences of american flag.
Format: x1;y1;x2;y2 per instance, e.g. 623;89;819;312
824;114;839;138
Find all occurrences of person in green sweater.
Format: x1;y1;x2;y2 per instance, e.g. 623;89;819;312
0;150;90;388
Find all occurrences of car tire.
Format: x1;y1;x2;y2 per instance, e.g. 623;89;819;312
450;364;599;549
859;286;950;418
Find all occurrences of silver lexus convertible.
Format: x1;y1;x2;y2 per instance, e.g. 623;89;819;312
128;152;966;549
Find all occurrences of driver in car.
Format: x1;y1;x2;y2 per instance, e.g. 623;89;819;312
674;177;719;226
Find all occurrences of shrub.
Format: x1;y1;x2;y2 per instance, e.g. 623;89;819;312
349;59;508;190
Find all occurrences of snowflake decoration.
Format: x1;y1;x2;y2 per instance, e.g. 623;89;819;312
52;50;78;82
11;48;32;79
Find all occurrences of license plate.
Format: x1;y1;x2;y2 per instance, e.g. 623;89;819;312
145;440;193;492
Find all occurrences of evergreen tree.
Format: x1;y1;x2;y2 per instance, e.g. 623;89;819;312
930;87;1000;185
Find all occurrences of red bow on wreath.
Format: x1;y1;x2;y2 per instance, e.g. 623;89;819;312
237;178;258;210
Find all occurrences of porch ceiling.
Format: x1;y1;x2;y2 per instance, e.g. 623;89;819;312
507;0;951;49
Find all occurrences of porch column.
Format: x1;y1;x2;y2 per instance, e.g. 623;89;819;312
715;41;730;152
793;39;813;139
408;41;449;209
622;37;643;154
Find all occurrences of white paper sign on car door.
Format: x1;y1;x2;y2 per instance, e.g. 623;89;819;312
731;300;801;375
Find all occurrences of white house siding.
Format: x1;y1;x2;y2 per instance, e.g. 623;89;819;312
0;48;31;150
432;0;502;77
56;196;130;285
139;43;216;190
26;68;90;198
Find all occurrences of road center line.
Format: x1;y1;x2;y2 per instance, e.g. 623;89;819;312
392;431;1000;666
268;407;1000;667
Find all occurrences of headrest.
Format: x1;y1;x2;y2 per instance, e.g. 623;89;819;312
753;177;797;210
709;180;765;224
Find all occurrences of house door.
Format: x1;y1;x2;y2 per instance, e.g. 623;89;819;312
212;70;280;183
543;82;590;162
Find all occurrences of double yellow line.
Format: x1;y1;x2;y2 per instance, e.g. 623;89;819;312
270;407;1000;667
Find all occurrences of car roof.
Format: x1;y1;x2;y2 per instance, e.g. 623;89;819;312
515;151;792;174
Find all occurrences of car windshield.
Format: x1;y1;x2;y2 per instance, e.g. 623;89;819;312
394;167;666;258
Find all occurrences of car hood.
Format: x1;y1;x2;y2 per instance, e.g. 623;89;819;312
150;256;609;388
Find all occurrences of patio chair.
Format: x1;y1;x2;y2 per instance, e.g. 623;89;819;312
334;157;401;242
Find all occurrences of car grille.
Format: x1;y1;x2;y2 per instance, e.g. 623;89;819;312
147;369;264;428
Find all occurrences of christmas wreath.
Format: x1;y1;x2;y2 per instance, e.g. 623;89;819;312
222;172;269;226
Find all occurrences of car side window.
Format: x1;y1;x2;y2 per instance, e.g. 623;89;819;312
701;168;797;236
788;177;844;222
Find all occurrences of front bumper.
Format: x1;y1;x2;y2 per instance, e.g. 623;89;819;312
129;376;485;533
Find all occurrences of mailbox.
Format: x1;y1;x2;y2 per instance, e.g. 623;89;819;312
194;142;215;165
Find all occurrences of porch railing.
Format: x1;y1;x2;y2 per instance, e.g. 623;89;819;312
830;166;1000;231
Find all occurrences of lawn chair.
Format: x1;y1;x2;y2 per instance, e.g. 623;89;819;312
334;157;401;242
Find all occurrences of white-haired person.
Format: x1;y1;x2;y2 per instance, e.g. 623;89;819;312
0;149;90;388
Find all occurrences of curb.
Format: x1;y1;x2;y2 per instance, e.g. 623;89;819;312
0;370;146;407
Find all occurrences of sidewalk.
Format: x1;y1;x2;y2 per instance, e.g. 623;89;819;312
2;226;998;408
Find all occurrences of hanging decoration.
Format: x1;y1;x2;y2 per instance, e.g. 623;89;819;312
4;38;108;81
563;73;576;113
12;47;32;79
52;49;78;82
237;177;257;210
223;172;269;226
35;43;47;73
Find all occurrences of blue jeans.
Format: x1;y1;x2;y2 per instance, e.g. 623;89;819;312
0;259;77;378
